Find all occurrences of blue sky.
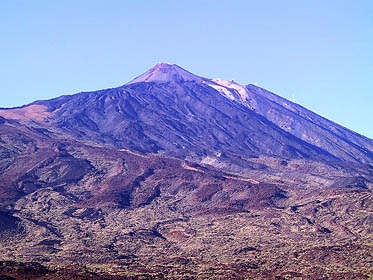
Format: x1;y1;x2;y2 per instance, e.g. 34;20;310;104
1;0;372;138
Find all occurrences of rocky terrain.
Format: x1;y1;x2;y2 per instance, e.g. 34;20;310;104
0;64;372;279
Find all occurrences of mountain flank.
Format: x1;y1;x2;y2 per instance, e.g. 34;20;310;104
0;63;372;279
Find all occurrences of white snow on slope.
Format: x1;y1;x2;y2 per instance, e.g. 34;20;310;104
204;82;235;100
211;78;249;101
204;78;259;111
204;78;252;104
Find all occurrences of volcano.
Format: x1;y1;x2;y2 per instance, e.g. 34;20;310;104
1;63;372;165
0;63;372;279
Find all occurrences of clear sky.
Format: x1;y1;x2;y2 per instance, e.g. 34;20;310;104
1;0;372;138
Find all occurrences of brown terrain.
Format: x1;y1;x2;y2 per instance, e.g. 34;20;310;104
0;64;372;279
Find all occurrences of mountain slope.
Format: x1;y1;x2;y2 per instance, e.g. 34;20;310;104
0;64;373;279
1;63;371;167
31;80;337;161
205;78;373;163
0;115;372;279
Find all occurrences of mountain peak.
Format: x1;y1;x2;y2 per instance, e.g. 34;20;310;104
127;63;204;84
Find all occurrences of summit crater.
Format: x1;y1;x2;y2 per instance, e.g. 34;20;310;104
127;62;204;84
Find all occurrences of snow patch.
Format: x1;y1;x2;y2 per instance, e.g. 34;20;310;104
205;82;235;100
211;78;249;101
204;78;260;110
